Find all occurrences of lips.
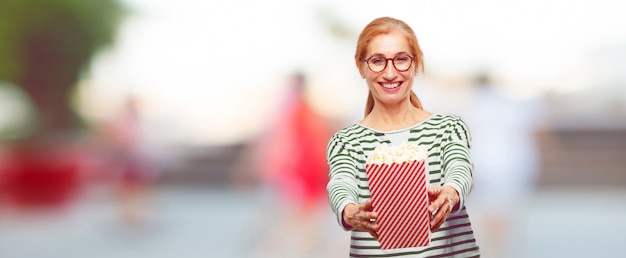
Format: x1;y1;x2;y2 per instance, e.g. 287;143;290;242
380;82;402;89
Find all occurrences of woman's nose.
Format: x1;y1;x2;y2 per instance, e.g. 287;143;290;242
383;59;397;78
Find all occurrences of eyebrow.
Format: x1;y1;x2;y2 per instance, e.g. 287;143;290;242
368;51;411;57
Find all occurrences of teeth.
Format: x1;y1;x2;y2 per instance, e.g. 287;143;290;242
382;82;400;89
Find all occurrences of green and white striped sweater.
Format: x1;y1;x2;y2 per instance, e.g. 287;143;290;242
326;114;480;257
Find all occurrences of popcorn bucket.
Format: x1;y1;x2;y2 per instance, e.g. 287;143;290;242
366;144;430;249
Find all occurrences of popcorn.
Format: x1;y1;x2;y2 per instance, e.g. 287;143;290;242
366;142;431;249
367;142;427;165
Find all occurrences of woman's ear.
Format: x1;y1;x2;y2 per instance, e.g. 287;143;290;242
356;60;367;79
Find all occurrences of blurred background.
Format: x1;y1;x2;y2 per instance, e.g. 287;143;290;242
0;0;625;257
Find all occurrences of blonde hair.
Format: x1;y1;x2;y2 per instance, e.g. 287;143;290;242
355;17;424;116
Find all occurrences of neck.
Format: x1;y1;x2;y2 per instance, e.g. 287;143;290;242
361;100;430;131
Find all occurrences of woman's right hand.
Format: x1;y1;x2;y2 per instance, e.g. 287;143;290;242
343;200;379;239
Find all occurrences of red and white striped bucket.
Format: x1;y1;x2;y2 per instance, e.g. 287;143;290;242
366;159;430;249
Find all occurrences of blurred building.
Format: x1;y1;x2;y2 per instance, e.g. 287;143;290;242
537;42;626;189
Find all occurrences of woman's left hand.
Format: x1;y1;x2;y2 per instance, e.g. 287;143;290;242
427;186;459;231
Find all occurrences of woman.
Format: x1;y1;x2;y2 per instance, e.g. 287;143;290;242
326;17;480;257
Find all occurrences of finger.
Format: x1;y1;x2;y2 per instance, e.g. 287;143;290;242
431;208;445;228
354;217;378;233
357;200;377;219
431;218;443;232
428;187;441;199
430;200;450;231
366;222;379;239
370;230;379;240
428;194;446;213
362;199;374;211
431;198;448;222
428;204;435;214
365;220;379;232
428;186;440;194
428;187;442;209
354;211;377;227
432;214;446;232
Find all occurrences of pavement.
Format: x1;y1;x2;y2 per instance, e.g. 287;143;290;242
1;185;625;258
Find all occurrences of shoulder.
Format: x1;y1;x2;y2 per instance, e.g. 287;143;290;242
426;113;472;144
330;123;369;142
327;124;366;156
425;113;467;128
437;113;472;146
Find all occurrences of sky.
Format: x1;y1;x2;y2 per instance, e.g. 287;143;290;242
76;0;626;146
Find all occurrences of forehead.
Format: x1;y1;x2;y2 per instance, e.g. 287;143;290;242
366;30;410;57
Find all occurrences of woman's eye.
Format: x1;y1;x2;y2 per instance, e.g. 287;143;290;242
371;58;385;65
395;56;410;63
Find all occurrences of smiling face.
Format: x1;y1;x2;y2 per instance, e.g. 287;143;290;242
361;30;415;107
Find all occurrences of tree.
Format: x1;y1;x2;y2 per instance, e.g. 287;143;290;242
0;0;124;144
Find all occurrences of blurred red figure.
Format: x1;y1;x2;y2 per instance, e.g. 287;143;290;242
103;96;157;229
259;73;332;212
233;73;336;256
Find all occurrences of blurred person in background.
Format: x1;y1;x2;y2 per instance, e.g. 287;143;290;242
462;73;545;257
231;72;337;256
100;96;159;230
326;16;480;257
255;73;332;211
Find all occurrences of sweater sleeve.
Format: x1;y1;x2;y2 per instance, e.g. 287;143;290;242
442;116;474;214
326;134;359;230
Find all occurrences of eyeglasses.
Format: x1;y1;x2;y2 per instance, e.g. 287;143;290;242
362;54;414;73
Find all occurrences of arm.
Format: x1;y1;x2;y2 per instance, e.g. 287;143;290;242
441;117;474;214
327;135;382;238
428;117;474;231
326;135;359;230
